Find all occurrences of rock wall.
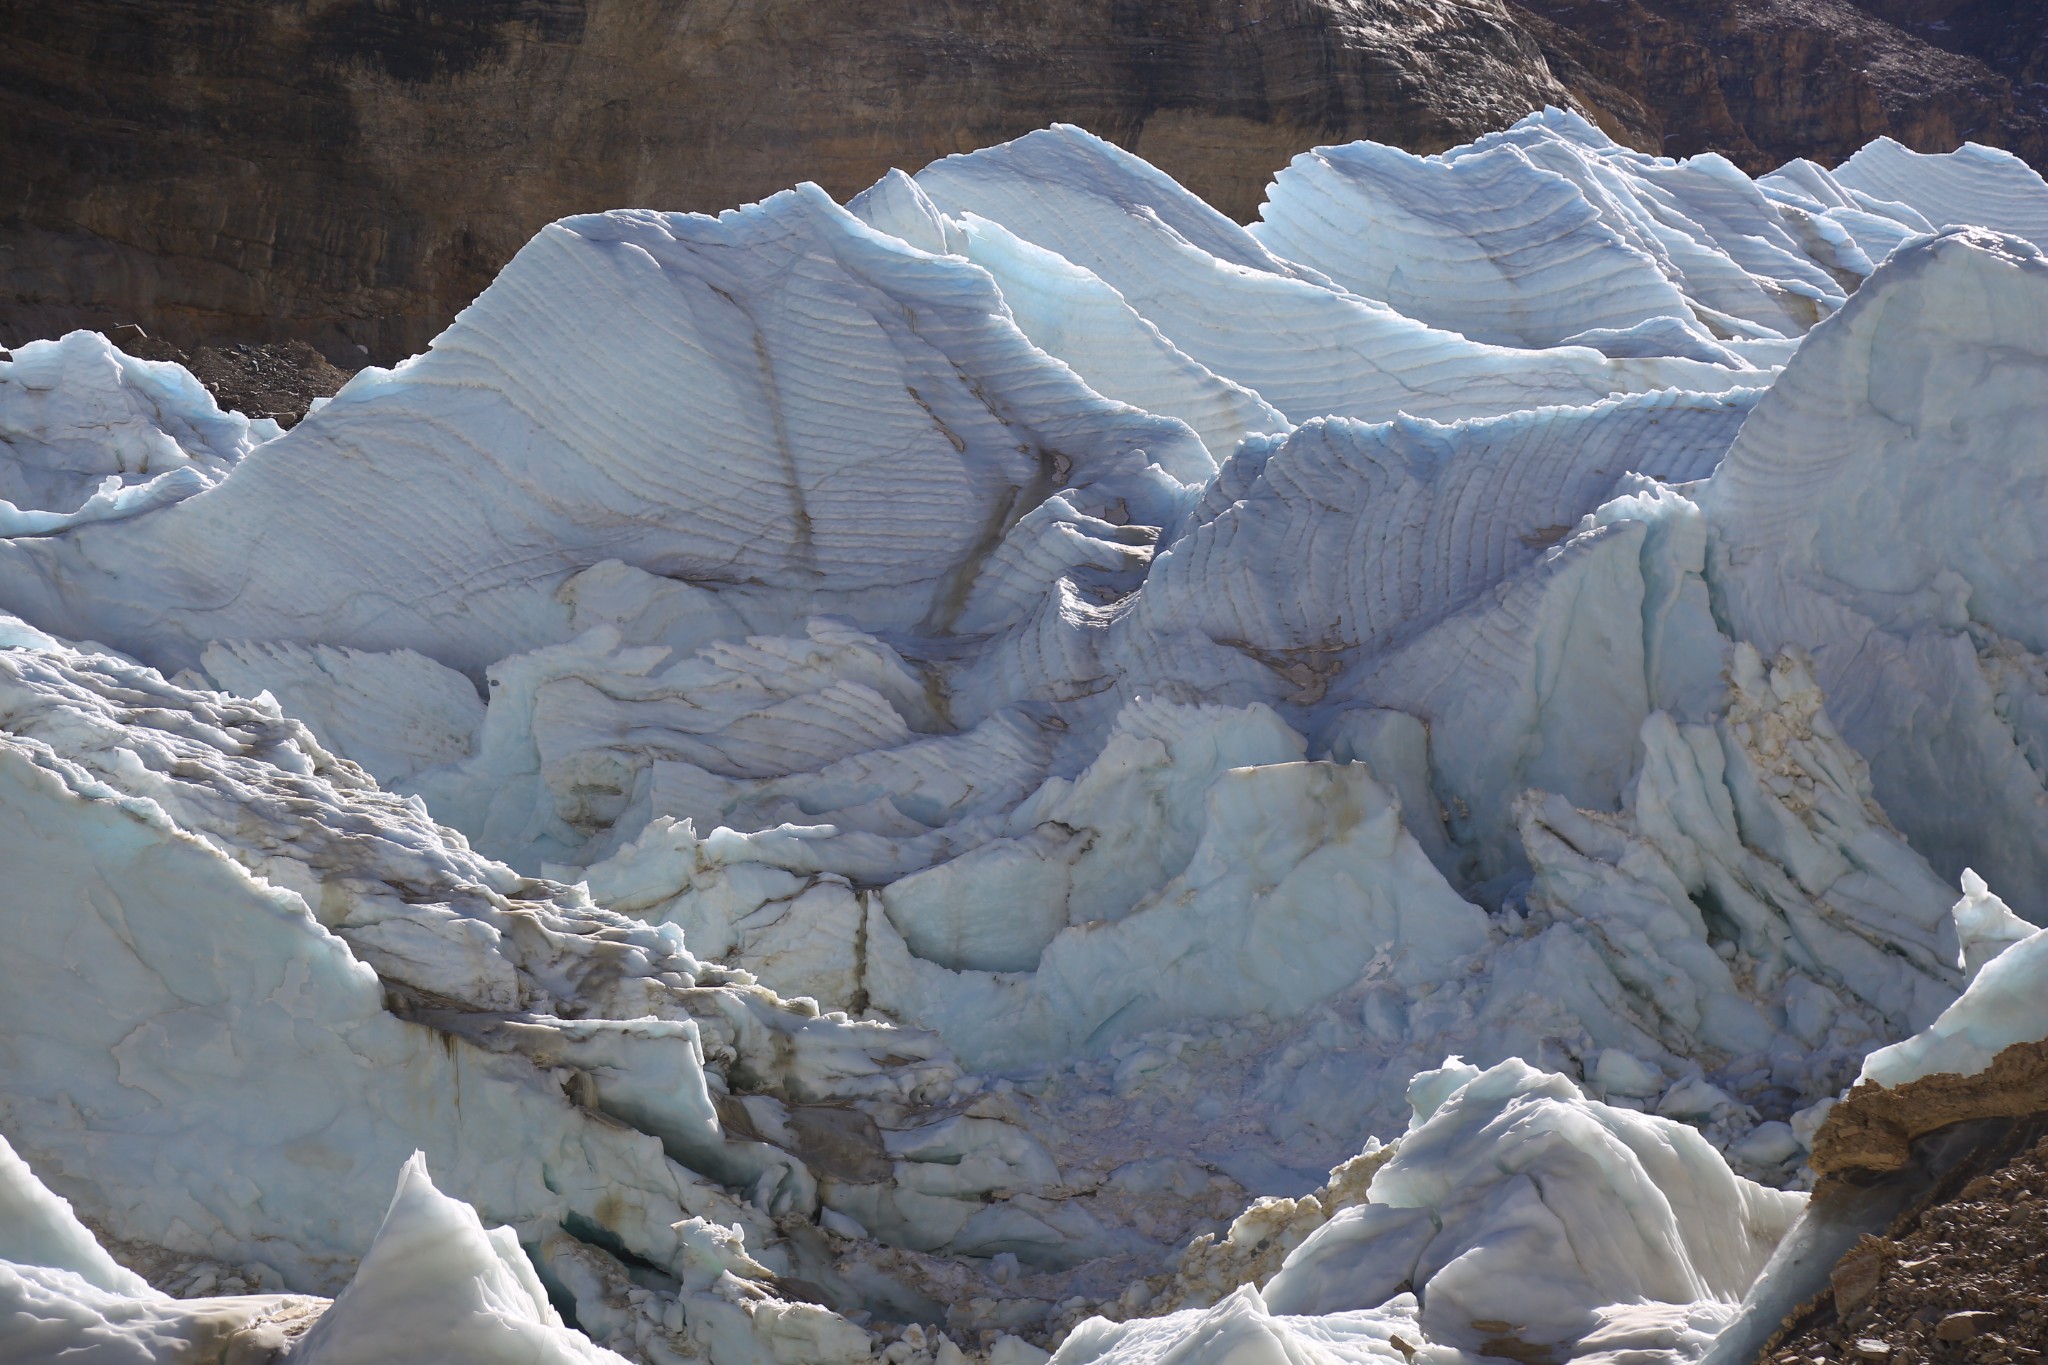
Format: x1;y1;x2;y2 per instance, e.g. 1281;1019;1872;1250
1511;0;2045;173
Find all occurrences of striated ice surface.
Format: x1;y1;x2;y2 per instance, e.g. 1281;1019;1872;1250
2;110;2047;1365
1829;138;2048;246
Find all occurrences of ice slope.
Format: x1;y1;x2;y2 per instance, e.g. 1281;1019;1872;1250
849;171;1286;468
0;620;1343;1358
1122;392;1756;666
1455;111;1847;343
0;623;1122;1362
1755;160;1934;281
1831;139;2048;246
0;636;785;1288
1;111;2047;1365
1859;918;2048;1088
1251;140;1713;351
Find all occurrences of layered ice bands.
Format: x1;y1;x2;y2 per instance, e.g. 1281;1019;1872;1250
0;186;1200;673
1;111;2047;1365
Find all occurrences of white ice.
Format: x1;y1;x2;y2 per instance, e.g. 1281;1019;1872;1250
0;1132;630;1363
0;331;274;536
1859;917;2048;1089
1055;1058;1801;1365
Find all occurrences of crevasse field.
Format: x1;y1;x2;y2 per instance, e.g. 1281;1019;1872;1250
2;109;2047;1365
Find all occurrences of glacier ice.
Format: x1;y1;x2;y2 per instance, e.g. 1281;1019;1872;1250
0;1133;626;1364
0;331;275;536
1700;227;2048;897
1252;138;1710;350
0;1134;154;1299
2;109;2047;1365
912;125;1764;428
1829;138;2048;247
291;1153;627;1365
1858;919;2048;1090
1055;1059;1801;1365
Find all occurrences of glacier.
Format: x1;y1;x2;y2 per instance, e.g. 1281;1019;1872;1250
1;108;2046;1365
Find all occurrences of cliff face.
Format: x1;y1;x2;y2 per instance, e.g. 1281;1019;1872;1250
3;0;2040;364
1510;0;2045;173
0;0;1581;363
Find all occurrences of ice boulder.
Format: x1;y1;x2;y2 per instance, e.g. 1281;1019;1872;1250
1262;1059;1802;1353
1057;1059;1801;1365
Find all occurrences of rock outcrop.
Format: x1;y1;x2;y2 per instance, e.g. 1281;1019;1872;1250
1511;0;2046;173
1762;1114;2048;1365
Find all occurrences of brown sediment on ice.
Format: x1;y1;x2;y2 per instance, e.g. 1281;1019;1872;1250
1809;1038;2048;1184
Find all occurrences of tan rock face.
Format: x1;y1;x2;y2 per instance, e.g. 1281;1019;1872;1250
1508;0;2046;173
0;0;1579;363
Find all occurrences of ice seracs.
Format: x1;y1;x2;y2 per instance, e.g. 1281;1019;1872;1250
913;125;1761;428
0;1135;629;1364
1829;138;2048;247
1252;138;1710;350
0;185;1197;672
1858;918;2048;1090
1701;227;2048;899
2;108;2047;1365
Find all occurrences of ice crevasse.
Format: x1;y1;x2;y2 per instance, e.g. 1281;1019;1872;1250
0;109;2046;1365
